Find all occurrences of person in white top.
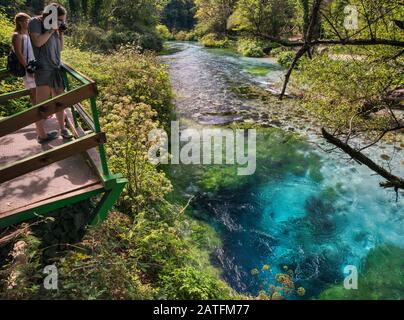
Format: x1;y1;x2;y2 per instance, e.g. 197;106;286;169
11;12;36;104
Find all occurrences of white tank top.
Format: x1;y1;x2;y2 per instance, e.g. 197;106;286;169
21;34;35;63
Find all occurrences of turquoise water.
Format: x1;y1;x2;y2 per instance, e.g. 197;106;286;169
162;42;404;299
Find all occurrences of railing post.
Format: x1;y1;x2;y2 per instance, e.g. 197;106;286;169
62;70;79;128
90;97;110;177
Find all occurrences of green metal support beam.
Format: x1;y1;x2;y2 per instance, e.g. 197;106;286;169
90;97;110;178
90;177;127;225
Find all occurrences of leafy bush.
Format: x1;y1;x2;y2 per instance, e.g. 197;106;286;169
277;51;296;68
156;24;172;40
0;10;13;58
237;38;264;57
174;30;187;41
200;33;228;48
160;266;232;299
62;46;173;126
68;23;163;52
102;100;172;213
270;46;289;56
174;30;196;41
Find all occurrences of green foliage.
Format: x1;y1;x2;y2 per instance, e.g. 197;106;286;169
277;51;296;68
62;45;174;213
321;0;404;42
200;33;229;48
294;49;403;134
162;0;196;32
62;46;173;126
0;10;13;58
236;38;264;57
174;30;196;41
156;24;172;40
195;0;236;37
161;265;232;299
102;101;173;213
61;0;166;51
68;23;163;52
0;234;42;300
0;78;31;118
320;245;404;300
228;0;296;37
0;203;234;300
270;46;289;56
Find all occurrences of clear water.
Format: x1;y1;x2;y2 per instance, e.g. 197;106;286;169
161;42;404;299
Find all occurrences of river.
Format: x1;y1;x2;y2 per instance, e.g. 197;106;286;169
161;41;404;299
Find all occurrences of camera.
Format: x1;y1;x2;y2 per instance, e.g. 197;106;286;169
58;21;68;32
26;60;39;74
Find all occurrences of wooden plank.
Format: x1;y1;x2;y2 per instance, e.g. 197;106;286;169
0;82;97;138
0;88;30;104
0;182;105;228
0;132;106;184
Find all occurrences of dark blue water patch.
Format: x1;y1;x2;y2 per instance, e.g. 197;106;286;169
192;174;356;298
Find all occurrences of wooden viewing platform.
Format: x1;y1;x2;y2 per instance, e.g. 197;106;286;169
0;65;126;228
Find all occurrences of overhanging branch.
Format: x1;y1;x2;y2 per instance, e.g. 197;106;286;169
321;128;404;191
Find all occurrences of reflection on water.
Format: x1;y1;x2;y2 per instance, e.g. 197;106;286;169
161;42;404;299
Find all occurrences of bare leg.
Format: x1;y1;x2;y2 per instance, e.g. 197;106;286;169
35;85;52;139
52;87;65;130
29;88;36;105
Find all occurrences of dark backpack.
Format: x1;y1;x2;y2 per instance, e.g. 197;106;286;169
7;50;26;77
7;34;28;78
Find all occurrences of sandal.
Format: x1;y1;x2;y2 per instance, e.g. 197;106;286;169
61;128;73;139
37;130;59;144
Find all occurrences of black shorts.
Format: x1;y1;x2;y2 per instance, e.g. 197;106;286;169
35;67;65;89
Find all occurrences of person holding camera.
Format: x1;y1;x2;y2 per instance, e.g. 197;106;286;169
11;13;36;104
29;3;72;143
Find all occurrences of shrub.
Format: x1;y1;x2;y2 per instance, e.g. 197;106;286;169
102;101;172;213
277;51;296;68
160;266;232;300
270;46;289;57
174;30;188;41
174;30;196;41
67;23;163;52
0;10;13;58
237;38;264;57
62;46;173;126
156;24;172;40
261;41;281;54
200;33;228;48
